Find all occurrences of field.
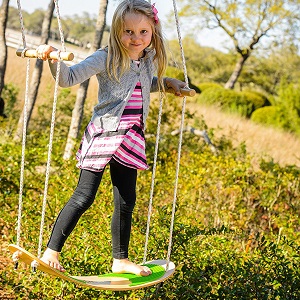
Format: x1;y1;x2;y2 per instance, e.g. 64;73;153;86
1;46;300;299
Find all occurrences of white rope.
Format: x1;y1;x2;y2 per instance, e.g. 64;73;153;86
15;0;30;248
143;94;164;264
142;0;166;265
143;0;190;268
53;0;66;52
165;0;189;270
37;0;65;259
16;0;27;48
37;59;62;258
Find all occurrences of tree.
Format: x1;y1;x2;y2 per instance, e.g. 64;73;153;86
63;0;108;160
26;9;44;35
178;0;300;89
167;37;235;84
51;12;98;46
0;0;9;98
7;6;27;31
14;1;55;140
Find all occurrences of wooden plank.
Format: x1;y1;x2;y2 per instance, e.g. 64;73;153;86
8;244;175;291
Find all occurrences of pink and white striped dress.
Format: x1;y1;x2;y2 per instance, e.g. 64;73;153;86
76;81;148;171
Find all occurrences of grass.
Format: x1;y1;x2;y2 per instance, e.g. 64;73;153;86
186;101;300;168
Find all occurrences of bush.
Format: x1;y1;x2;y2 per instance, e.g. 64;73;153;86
251;106;289;129
240;90;270;109
275;80;300;135
0;84;20;142
197;87;256;117
197;87;270;118
1;83;19;116
197;82;223;92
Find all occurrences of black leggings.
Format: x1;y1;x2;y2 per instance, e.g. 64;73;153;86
47;159;137;259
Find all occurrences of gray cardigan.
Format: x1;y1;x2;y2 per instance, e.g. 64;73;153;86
49;48;164;131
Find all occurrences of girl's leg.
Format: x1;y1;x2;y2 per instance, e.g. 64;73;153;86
41;169;104;271
109;159;151;276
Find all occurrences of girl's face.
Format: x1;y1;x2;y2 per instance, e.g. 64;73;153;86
121;12;153;60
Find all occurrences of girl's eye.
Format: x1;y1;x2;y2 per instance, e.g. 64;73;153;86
141;30;147;34
125;30;133;35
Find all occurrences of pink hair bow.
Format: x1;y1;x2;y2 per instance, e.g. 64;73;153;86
152;3;159;24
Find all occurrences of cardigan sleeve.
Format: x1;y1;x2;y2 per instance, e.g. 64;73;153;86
48;49;107;87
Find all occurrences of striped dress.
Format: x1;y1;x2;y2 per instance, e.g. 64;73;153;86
76;81;148;171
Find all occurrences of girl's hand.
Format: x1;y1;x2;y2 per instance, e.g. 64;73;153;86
36;44;58;62
165;78;190;97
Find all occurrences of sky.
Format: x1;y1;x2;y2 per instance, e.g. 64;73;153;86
11;0;230;51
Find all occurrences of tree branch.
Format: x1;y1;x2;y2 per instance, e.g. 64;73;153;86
171;126;218;154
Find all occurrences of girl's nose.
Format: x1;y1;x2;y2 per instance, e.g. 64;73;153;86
131;33;140;40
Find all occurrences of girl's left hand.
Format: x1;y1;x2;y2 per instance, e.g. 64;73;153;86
36;44;58;62
165;78;188;97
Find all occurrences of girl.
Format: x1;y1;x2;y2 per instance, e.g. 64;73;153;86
36;0;188;276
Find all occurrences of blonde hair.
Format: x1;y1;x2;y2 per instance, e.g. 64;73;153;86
107;0;167;89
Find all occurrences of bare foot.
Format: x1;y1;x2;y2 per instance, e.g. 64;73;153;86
40;248;65;272
112;258;152;276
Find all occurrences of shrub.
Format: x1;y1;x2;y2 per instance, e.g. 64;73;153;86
240;90;270;109
197;82;223;92
197;87;255;117
1;83;19;116
0;84;20;141
251;106;289;129
276;80;300;135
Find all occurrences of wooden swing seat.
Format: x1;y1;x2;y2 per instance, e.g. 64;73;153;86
8;244;175;291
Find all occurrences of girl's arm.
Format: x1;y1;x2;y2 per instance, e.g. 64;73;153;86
35;44;106;87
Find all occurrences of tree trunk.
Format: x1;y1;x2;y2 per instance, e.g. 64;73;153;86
63;0;108;160
224;53;250;89
0;0;9;97
14;0;55;141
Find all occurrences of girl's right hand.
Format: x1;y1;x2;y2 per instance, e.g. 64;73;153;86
36;44;58;62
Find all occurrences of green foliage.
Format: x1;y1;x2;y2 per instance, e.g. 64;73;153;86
167;37;235;85
166;66;185;81
165;66;200;93
240;90;270;109
237;52;299;95
1;91;300;299
7;7;44;35
0;83;20;142
1;83;19;116
26;9;45;35
7;6;30;31
52;13;99;46
252;80;300;135
31;88;77;133
251;106;289;129
197;86;257;117
197;82;223;92
276;80;300;135
7;7;109;47
196;86;269;118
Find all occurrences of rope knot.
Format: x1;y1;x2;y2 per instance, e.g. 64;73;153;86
21;48;29;58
